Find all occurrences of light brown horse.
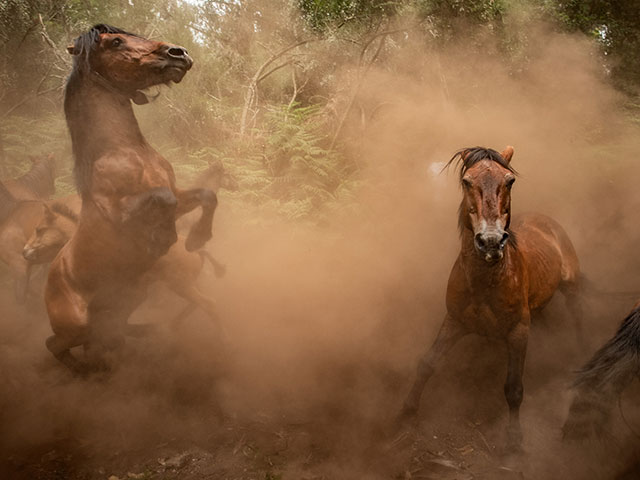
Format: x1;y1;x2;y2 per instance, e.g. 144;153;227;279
400;146;583;452
45;24;217;373
0;155;59;303
24;200;225;328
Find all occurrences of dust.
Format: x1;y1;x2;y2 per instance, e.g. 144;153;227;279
2;15;640;480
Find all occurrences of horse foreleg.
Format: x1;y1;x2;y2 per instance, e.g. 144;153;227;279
504;320;529;452
400;314;466;419
175;188;217;252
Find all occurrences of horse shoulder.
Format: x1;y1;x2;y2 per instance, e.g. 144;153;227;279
92;149;146;194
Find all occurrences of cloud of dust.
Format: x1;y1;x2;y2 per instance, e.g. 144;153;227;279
2;17;640;480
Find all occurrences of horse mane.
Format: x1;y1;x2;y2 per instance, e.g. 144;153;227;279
15;155;56;199
67;24;139;77
448;146;518;245
445;146;517;181
0;180;18;224
50;201;80;224
65;24;142;196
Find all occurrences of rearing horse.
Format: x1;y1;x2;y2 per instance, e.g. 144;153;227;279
45;24;217;372
400;146;583;452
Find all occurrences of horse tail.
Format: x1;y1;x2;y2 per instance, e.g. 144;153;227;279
563;306;640;439
197;250;227;278
579;274;640;302
573;306;640;391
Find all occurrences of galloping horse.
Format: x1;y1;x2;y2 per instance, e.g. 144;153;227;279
45;24;217;373
400;146;583;451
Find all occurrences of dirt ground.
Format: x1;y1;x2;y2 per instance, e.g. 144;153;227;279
1;242;639;480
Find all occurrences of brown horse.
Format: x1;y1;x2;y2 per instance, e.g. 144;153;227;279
400;146;583;452
45;24;217;373
0;154;57;302
24;200;225;328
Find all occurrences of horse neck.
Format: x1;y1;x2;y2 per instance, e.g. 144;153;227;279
65;76;147;193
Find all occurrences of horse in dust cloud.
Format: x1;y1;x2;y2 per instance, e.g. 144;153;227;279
24;200;226;331
45;24;217;374
400;146;584;452
563;301;640;439
0;154;58;302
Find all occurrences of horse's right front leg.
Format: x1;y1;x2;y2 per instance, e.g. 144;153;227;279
504;319;529;452
400;314;466;420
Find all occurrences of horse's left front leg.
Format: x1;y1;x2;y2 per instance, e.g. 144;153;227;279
175;188;217;251
504;318;529;453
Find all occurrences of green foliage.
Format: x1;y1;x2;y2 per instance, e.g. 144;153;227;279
549;0;640;89
298;0;400;32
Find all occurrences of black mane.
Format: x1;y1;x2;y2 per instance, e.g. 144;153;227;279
50;201;79;224
68;24;139;77
16;155;56;199
65;24;141;196
445;146;517;182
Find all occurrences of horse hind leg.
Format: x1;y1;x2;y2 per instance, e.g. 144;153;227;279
46;333;89;375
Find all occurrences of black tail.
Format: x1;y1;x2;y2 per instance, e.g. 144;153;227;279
563;306;640;439
580;274;640;302
573;306;640;391
197;250;227;278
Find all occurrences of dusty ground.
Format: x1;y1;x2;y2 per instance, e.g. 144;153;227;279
1;261;639;480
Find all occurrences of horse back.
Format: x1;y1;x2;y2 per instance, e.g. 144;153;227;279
511;212;580;310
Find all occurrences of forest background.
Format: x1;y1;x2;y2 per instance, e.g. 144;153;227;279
1;0;639;225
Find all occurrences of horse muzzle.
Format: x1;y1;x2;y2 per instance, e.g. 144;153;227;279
474;230;509;263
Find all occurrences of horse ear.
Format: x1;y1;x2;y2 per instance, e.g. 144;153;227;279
67;44;78;55
501;146;514;164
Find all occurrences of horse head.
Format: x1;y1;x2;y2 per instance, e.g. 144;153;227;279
67;24;193;104
448;146;517;263
23;202;77;264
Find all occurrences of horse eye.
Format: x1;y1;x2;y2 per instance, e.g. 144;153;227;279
506;177;515;188
462;178;472;189
111;37;123;48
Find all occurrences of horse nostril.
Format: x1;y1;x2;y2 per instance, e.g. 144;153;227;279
475;234;486;249
167;47;187;58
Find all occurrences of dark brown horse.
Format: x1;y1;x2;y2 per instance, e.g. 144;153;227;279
45;24;217;373
563;300;640;440
400;146;583;452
